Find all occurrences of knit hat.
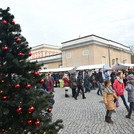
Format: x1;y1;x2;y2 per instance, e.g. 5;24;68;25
127;74;134;81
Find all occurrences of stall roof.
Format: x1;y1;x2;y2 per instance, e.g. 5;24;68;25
40;67;75;73
112;63;134;70
76;64;111;71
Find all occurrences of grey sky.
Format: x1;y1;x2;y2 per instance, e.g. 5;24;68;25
1;0;134;47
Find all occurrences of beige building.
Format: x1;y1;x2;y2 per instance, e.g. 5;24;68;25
28;44;61;60
29;35;131;69
61;35;131;67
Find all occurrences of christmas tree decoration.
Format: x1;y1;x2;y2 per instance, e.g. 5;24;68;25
34;71;39;76
28;52;32;56
18;52;23;56
44;132;46;134
16;38;21;43
2;96;7;100
11;20;15;24
28;106;34;113
14;84;20;89
2;20;7;24
27;120;32;125
2;46;8;50
16;107;22;113
47;108;52;113
25;84;31;89
40;79;44;84
0;7;63;134
34;120;40;126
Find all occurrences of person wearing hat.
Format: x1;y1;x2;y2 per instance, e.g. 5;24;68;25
125;74;134;119
63;73;70;97
74;72;86;100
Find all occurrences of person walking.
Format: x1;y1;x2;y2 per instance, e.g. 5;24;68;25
74;72;86;100
69;73;77;98
103;80;118;123
110;70;116;87
97;69;103;95
63;73;70;97
113;72;129;112
46;75;53;92
125;74;134;119
49;73;55;92
103;70;109;80
84;72;90;93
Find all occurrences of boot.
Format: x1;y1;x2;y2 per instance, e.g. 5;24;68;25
126;113;131;119
105;116;113;124
65;94;69;97
109;117;113;124
126;106;130;112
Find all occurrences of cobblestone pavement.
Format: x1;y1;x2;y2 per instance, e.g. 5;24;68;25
52;88;134;134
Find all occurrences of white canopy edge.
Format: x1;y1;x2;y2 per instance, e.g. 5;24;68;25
112;63;134;70
40;67;75;73
76;64;111;71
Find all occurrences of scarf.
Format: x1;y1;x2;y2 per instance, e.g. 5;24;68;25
104;86;115;94
117;76;123;83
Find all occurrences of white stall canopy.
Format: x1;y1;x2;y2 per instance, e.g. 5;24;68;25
112;63;134;70
76;64;111;71
40;67;75;73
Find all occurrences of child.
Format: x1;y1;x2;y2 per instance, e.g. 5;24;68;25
104;80;118;123
125;74;134;119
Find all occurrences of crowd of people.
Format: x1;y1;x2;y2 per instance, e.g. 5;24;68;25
42;68;134;123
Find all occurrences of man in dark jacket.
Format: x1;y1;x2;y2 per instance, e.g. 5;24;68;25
69;73;77;97
74;72;86;100
84;72;90;92
97;69;103;95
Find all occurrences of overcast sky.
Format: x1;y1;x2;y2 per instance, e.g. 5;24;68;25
1;0;134;47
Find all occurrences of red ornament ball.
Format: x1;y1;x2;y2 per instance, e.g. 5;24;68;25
40;79;44;84
28;106;34;113
14;84;20;89
11;20;15;24
28;52;32;56
25;84;31;89
18;52;23;56
27;120;32;125
34;71;39;76
47;108;52;113
2;20;7;24
16;38;21;43
2;96;7;100
34;120;40;126
16;107;22;113
2;46;8;50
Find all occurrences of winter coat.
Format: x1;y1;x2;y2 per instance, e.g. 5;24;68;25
46;79;53;92
113;79;124;96
103;71;109;80
69;75;77;89
63;78;69;87
77;75;83;87
110;72;116;85
97;72;103;83
126;82;134;102
104;91;118;110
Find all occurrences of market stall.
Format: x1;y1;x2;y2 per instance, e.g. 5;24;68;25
112;63;134;70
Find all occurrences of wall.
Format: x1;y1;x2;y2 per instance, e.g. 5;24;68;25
41;61;61;69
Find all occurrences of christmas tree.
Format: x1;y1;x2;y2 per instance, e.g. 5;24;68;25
0;7;63;134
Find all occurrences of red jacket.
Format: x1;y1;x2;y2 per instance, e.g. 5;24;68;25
113;79;124;96
46;79;53;92
63;78;69;87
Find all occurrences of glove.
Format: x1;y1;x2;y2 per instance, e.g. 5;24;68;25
105;103;108;106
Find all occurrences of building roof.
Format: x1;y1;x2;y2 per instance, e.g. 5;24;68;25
61;34;130;51
32;44;61;50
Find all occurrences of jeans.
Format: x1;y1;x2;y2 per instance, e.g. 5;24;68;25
97;82;103;95
129;102;134;114
114;94;128;107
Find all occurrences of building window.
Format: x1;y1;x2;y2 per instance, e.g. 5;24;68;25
83;49;89;56
112;59;115;65
123;59;127;64
66;52;71;59
116;58;118;64
102;56;106;64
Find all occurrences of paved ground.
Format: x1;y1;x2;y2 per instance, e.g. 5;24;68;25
52;88;134;134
